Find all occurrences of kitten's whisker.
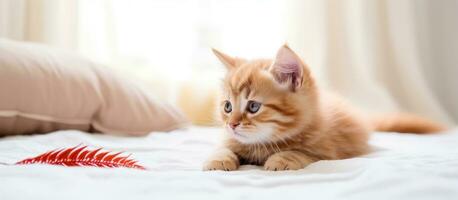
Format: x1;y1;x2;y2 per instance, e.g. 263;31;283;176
268;140;281;153
261;142;269;155
256;143;261;164
272;134;289;147
249;145;254;163
273;141;282;153
267;142;277;153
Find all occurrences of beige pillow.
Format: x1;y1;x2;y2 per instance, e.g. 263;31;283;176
0;39;188;136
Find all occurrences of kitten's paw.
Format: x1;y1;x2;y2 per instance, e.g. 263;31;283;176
264;151;312;171
264;157;300;171
203;159;238;171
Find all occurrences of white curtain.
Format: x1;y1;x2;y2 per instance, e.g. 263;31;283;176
1;0;456;125
0;0;79;49
284;0;457;125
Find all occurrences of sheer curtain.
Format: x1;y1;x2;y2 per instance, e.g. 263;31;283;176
0;0;78;49
1;0;456;125
284;0;457;125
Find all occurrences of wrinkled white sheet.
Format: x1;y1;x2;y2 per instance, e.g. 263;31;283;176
1;126;458;200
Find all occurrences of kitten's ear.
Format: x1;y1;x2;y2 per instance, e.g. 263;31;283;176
212;48;237;69
270;44;308;91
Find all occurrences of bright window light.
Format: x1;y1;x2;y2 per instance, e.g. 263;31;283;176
77;0;287;81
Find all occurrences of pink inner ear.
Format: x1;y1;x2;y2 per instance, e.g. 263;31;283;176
274;62;300;74
272;47;303;90
274;47;302;74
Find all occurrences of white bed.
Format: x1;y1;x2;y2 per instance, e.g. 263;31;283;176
1;126;458;200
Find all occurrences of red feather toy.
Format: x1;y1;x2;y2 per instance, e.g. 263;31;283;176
15;145;146;170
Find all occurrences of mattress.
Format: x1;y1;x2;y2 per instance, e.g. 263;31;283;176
1;126;458;200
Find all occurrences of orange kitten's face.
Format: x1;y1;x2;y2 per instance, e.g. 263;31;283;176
213;45;317;144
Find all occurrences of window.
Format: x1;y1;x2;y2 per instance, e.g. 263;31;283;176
77;0;288;83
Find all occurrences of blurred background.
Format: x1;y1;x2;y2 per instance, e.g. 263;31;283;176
1;0;457;126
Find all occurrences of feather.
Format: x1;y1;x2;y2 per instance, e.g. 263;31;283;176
15;145;146;170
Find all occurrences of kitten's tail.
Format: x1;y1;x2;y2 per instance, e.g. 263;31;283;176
371;113;447;134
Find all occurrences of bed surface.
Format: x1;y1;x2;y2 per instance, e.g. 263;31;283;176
1;126;458;200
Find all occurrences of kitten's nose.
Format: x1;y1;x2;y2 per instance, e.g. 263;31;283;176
229;122;240;129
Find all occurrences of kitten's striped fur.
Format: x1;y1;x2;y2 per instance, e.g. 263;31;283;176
204;45;446;171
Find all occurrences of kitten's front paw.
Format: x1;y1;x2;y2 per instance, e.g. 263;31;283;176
264;152;310;171
203;159;238;171
264;157;298;171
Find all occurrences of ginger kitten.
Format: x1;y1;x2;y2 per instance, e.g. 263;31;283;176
203;45;446;171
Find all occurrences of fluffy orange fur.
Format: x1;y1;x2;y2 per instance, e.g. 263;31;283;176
203;45;446;171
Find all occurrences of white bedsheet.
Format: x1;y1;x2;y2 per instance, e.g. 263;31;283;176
1;126;458;200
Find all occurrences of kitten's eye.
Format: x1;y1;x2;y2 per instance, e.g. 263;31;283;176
246;100;261;113
224;101;232;113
